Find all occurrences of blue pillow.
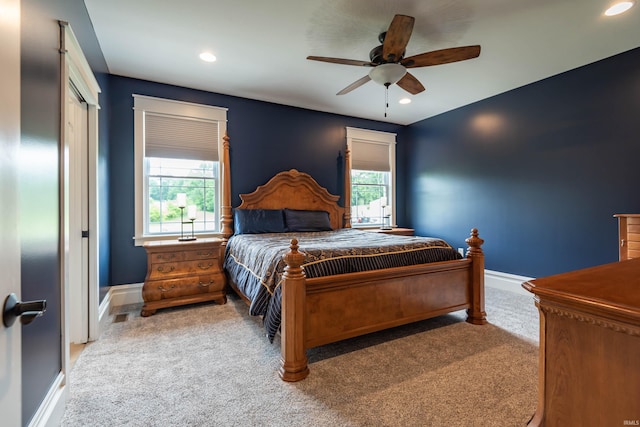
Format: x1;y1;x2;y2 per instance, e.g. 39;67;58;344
234;209;286;234
284;209;332;232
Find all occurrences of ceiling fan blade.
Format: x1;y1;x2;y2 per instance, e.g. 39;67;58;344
307;56;373;67
382;15;415;63
396;72;425;95
402;45;481;68
336;75;371;95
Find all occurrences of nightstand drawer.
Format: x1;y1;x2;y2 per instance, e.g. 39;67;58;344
151;251;184;263
148;262;183;278
142;273;224;301
148;259;219;280
184;248;219;261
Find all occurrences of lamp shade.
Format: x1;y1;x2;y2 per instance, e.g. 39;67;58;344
369;63;407;86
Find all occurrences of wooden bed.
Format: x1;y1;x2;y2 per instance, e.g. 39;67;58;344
218;137;487;382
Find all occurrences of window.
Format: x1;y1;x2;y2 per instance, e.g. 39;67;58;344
134;95;227;244
346;127;396;228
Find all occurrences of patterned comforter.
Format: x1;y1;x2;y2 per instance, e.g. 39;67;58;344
223;228;462;342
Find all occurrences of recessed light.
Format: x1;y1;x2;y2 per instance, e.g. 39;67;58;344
604;1;634;16
199;52;217;62
399;98;411;104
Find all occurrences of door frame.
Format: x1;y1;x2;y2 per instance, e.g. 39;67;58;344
59;19;101;348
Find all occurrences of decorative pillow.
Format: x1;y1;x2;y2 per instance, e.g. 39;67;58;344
234;209;286;234
284;209;332;232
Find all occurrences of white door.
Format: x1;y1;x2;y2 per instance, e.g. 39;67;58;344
0;0;22;424
67;87;90;344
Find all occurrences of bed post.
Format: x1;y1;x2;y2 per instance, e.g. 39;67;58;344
220;133;233;239
279;239;310;382
465;228;487;325
343;144;352;228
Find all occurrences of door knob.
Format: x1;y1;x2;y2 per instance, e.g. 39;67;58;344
3;293;47;327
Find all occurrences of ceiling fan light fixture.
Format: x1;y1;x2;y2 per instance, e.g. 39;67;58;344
369;63;406;86
604;1;634;16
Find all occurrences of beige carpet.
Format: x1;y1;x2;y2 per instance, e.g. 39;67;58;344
62;286;539;427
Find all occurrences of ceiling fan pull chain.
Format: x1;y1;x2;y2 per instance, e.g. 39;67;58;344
384;83;390;118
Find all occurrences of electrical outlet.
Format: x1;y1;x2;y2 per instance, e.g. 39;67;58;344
458;248;465;257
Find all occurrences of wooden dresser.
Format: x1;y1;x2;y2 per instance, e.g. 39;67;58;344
141;238;226;316
614;214;640;260
522;259;640;427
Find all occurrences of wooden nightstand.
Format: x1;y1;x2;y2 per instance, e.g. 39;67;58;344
141;238;226;316
368;227;415;236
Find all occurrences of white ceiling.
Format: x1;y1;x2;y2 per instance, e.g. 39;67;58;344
84;0;640;126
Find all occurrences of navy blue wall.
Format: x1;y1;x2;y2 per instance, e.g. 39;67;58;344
405;47;640;278
107;75;403;285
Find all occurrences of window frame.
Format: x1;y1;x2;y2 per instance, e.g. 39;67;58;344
133;95;227;245
346;127;397;229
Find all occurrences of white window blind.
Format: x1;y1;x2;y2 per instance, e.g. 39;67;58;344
144;113;219;161
351;140;391;171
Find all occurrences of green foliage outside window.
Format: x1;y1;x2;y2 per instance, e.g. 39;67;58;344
351;170;387;206
351;170;389;225
146;157;218;233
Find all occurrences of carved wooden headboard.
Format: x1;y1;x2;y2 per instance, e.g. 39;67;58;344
219;134;353;239
237;169;346;231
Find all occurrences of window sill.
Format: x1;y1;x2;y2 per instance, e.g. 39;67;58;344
133;232;223;246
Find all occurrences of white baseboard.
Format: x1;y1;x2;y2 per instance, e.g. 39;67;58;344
108;282;144;308
485;270;534;297
29;372;66;427
96;283;144;337
97;289;113;338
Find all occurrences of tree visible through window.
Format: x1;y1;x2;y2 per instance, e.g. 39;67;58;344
346;127;396;229
351;170;389;226
147;158;218;234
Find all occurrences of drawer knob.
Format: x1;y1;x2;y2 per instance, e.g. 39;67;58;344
197;251;214;257
157;266;175;273
198;280;214;288
197;262;213;270
158;285;176;293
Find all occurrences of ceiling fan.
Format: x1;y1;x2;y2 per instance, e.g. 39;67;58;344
307;14;481;96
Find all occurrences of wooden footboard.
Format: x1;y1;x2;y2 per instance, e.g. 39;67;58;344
279;228;487;382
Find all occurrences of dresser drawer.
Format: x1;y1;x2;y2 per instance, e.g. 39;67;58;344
143;274;225;301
